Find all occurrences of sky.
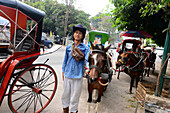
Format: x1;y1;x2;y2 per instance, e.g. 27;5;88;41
57;0;110;17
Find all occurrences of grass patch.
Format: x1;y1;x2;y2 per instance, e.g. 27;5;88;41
126;98;136;108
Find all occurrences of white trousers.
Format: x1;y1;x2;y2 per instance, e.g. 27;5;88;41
62;77;83;113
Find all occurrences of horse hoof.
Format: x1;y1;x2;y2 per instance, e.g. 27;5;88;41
129;92;133;94
93;100;97;103
128;90;133;94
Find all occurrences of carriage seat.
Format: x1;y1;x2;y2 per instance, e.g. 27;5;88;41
12;29;34;51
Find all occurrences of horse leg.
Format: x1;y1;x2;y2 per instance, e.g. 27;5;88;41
93;89;98;103
117;67;120;79
95;89;103;113
139;72;143;82
87;85;93;113
87;84;93;102
129;76;134;94
152;63;155;74
87;92;92;113
114;69;116;75
104;85;108;92
147;67;150;77
95;102;100;113
136;74;139;88
87;103;90;113
144;68;147;77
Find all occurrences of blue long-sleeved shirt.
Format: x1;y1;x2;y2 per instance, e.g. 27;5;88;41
62;43;91;78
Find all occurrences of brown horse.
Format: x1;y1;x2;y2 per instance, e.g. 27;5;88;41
87;42;112;113
116;52;144;93
142;51;156;77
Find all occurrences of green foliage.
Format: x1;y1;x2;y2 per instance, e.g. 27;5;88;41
89;13;117;43
139;0;169;21
106;0;169;46
25;0;90;37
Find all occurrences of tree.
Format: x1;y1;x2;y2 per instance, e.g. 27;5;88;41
63;0;74;45
106;0;169;46
90;13;117;43
24;0;90;40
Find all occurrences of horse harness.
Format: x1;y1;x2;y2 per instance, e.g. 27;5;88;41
119;53;144;72
87;49;113;84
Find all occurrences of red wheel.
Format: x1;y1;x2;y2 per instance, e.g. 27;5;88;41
8;64;57;113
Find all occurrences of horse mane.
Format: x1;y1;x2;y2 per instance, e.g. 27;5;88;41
94;44;104;50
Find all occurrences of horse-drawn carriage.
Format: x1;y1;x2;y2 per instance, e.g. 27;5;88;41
115;35;157;93
0;1;60;112
116;39;142;77
115;39;144;93
85;30;113;112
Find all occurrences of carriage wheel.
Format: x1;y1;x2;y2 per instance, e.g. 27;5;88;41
8;64;57;113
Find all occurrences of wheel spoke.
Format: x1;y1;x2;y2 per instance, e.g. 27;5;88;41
18;77;29;85
36;66;41;86
13;89;32;92
34;94;38;113
40;67;48;82
12;91;32;102
41;81;55;89
24;94;35;113
29;70;35;83
15;93;33;111
41;92;50;100
42;89;54;92
37;94;43;108
39;73;53;88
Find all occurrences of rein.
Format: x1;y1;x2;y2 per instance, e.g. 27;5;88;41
129;55;144;70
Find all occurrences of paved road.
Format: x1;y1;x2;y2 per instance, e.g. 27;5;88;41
0;45;166;113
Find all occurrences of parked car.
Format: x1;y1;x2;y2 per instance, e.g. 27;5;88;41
41;36;53;48
54;36;65;45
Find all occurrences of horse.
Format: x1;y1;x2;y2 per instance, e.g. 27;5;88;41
87;42;112;113
141;50;157;77
115;52;144;93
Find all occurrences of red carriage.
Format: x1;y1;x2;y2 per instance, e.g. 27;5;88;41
0;0;60;112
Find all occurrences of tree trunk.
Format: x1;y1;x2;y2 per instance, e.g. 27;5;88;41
63;0;74;45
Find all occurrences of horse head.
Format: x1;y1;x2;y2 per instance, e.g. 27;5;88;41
116;52;130;69
119;52;140;67
88;42;110;83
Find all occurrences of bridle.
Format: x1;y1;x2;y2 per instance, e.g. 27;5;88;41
120;53;144;71
89;49;106;74
88;49;111;86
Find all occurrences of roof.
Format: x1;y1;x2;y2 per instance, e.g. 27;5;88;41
0;0;45;22
122;39;142;44
89;30;109;35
